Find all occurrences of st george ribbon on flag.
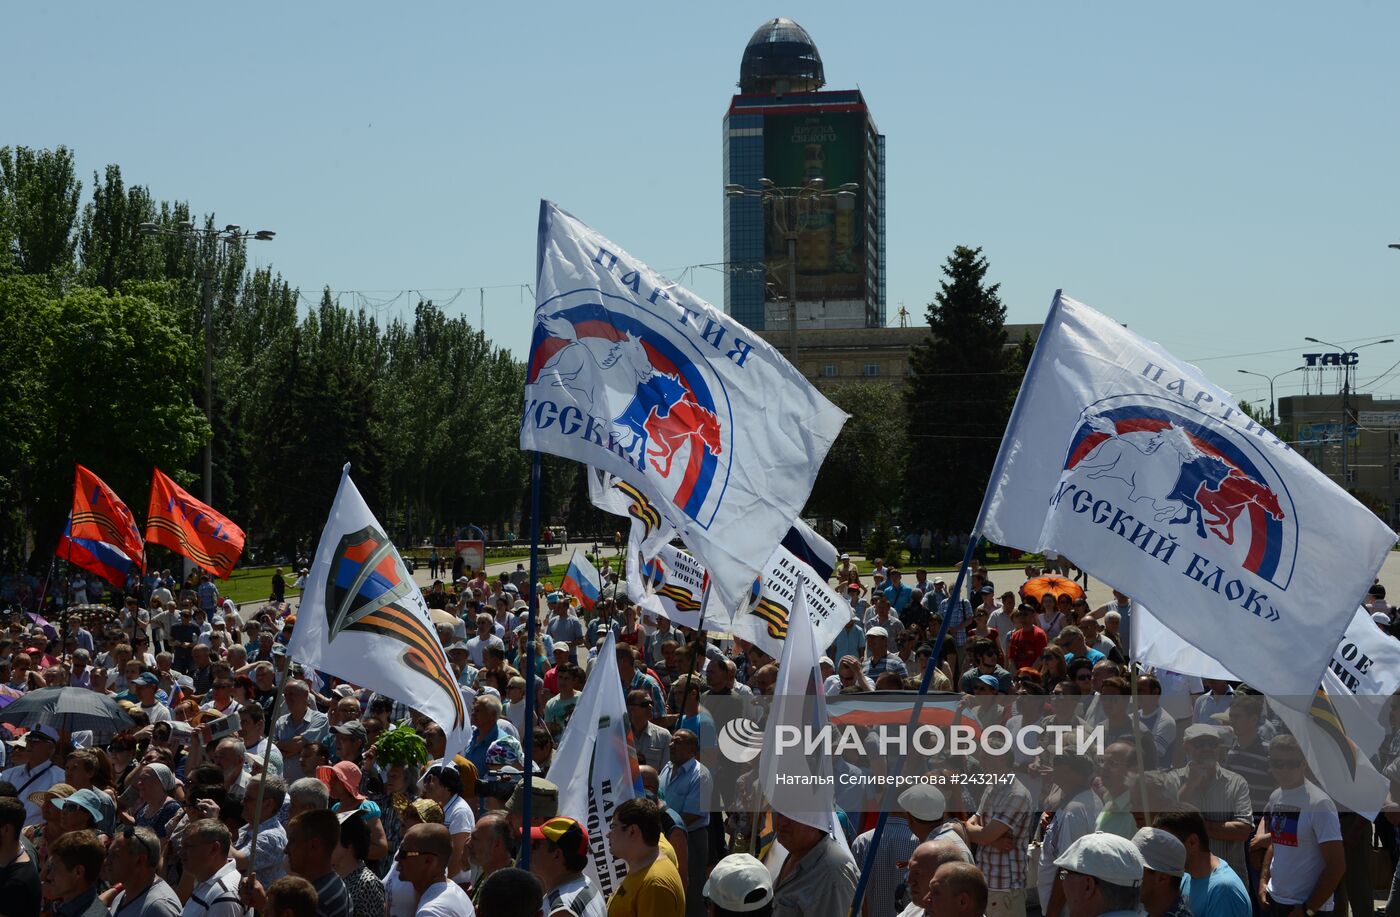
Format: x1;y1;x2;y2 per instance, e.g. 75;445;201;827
520;201;848;613
1134;603;1400;817
145;468;245;579
980;292;1397;700
546;630;641;899
287;465;469;752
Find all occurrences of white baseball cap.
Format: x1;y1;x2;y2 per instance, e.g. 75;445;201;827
866;626;889;640
1132;827;1186;877
1053;832;1145;887
896;784;946;821
703;854;773;912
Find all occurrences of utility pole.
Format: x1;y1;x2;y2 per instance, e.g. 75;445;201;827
200;261;215;504
786;230;799;366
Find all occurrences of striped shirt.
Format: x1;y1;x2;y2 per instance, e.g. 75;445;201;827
850;818;922;917
975;777;1033;891
311;871;352;917
1225;735;1274;815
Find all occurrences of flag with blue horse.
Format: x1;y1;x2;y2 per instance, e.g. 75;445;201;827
521;201;848;614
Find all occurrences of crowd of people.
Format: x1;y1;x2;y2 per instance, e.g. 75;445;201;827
0;556;1394;917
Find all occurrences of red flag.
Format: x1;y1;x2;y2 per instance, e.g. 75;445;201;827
144;468;245;578
58;465;144;585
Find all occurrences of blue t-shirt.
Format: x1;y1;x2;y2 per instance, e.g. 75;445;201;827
1183;857;1251;917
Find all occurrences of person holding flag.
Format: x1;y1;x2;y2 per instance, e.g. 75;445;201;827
560;549;602;613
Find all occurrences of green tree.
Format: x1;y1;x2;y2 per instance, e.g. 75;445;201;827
808;381;907;536
77;164;165;291
0;146;82;277
903;245;1015;533
15;278;208;558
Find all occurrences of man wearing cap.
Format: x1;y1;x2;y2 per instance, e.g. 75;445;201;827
851;788;926;917
704;853;773;917
863;627;907;681
1163;724;1253;887
899;784;972;862
1052;832;1145;917
132;672;173;723
1;724;61;827
331;720;367;769
1133;828;1193;917
1039;754;1105;917
530;816;605;917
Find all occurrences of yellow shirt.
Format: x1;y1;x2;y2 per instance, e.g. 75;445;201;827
606;852;685;917
658;835;678;867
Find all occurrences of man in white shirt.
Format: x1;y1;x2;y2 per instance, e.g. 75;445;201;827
180;818;246;916
397;823;477;916
1259;735;1345;917
0;724;62;826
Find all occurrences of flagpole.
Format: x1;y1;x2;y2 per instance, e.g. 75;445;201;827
246;666;290;857
851;289;1065;915
519;450;543;869
849;533;980;917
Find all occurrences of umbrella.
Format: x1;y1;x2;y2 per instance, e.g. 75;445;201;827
1021;575;1085;603
0;686;136;740
429;609;463;631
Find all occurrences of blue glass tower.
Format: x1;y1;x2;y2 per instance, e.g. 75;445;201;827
723;18;886;331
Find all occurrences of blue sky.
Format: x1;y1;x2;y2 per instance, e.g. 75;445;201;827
9;1;1400;409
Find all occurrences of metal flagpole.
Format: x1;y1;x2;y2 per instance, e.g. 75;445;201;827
519;451;543;869
245;657;291;851
851;289;1066;917
849;534;980;917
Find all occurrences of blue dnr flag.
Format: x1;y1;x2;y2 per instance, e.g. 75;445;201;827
520;201;848;614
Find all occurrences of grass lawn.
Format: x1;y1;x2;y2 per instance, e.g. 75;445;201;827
221;566;301;606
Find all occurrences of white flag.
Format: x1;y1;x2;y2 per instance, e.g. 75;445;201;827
980;292;1396;699
759;575;841;832
521;201;848;613
287;465;468;750
629;541;705;630
1133;605;1400;817
546;631;640;897
729;547;853;660
586;465;676;558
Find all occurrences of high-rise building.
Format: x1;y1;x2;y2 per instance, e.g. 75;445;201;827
723;18;886;332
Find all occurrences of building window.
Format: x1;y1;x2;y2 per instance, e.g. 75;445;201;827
822;363;837;378
1345;468;1357;485
1393;463;1400;482
864;363;880;377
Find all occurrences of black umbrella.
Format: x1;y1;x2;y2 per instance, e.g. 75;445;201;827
0;686;135;741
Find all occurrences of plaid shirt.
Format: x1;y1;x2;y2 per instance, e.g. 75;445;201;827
975;777;1033;890
851;816;921;917
863;653;908;680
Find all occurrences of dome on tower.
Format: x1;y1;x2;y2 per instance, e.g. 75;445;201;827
738;17;825;95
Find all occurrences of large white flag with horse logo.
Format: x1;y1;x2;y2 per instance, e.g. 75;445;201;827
546;631;641;897
287;465;469;751
521;202;848;613
980;292;1396;700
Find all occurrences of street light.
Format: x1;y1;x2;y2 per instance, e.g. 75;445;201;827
725;178;860;365
139;220;275;506
1301;336;1393;485
1235;366;1304;428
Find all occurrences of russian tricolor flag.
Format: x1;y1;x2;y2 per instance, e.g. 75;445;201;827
560;549;602;611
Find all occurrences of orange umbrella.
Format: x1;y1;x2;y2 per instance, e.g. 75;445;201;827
1021;575;1085;603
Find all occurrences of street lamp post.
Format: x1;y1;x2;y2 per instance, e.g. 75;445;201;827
725;178;859;367
1235;366;1304;428
139;221;275;505
1302;336;1393;486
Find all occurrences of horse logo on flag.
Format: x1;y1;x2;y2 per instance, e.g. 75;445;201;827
324;525;465;730
1062;394;1298;589
527;293;732;527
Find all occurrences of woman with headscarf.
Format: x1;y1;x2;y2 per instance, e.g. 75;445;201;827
132;763;182;838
